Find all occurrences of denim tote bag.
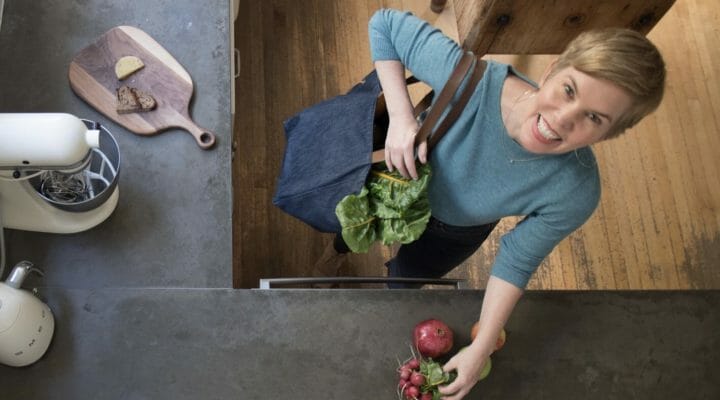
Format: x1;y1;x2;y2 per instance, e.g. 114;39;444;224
273;70;384;232
273;53;483;233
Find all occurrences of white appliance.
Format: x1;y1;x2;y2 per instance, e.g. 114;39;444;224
0;113;120;233
0;261;55;367
0;113;121;367
0;0;5;33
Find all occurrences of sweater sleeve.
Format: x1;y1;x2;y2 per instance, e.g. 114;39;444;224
368;9;466;93
490;170;602;289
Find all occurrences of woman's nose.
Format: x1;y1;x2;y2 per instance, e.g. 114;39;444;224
555;105;579;131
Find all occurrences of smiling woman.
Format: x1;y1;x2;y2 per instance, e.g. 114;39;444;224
354;8;666;292
311;8;667;400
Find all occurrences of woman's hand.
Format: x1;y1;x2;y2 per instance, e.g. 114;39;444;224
437;343;487;400
374;59;426;179
384;114;426;179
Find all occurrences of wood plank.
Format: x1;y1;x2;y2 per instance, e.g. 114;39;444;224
453;0;675;54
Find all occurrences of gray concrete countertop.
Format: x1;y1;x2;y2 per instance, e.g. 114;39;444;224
1;290;718;399
0;0;233;288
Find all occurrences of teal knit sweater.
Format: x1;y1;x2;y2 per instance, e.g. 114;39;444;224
369;9;601;288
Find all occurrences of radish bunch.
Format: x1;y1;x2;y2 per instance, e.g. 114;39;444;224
396;347;456;400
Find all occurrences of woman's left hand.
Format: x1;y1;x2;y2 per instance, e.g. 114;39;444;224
437;344;487;400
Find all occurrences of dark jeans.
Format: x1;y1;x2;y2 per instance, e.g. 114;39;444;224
334;216;498;288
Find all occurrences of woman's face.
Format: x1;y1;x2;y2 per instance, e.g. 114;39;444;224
516;65;633;155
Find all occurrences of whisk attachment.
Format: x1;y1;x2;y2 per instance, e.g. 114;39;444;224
38;146;116;204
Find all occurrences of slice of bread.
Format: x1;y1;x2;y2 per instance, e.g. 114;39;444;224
130;87;157;111
116;85;157;114
116;85;140;114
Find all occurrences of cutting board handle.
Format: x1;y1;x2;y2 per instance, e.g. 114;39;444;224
175;113;216;149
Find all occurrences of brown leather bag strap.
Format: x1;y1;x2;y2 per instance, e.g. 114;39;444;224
414;52;475;145
427;59;486;150
371;52;481;163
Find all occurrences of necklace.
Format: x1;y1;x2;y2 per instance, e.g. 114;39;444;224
501;88;546;164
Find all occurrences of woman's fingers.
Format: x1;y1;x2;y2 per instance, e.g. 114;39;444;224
417;140;428;164
404;148;418;180
439;375;472;400
385;144;413;179
392;152;410;178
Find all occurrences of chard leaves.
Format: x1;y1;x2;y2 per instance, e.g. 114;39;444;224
334;187;377;253
335;164;431;253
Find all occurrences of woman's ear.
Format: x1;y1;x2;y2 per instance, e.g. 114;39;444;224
539;58;559;86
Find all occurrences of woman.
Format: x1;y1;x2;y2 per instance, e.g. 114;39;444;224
328;8;665;399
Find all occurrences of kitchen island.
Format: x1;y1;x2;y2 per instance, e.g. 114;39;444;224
1;289;718;399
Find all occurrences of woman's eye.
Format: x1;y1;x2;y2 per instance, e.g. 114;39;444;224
588;113;602;125
563;84;574;98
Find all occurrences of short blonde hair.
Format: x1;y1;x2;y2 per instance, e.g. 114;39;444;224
549;28;666;139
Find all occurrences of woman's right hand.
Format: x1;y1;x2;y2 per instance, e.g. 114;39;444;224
384;113;425;180
374;59;426;179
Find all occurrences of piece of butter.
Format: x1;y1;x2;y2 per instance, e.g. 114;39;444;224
114;55;145;80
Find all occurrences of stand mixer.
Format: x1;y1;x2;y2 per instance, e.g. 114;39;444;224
0;113;120;233
0;113;121;367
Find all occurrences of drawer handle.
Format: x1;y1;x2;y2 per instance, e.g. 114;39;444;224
234;48;240;78
258;276;467;289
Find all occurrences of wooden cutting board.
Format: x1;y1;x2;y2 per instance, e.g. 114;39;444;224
68;26;215;149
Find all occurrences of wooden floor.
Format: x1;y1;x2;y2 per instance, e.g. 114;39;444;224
232;0;720;289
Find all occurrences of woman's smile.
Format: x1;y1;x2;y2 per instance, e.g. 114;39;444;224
533;114;561;143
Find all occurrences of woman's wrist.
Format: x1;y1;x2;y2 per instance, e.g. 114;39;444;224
467;337;494;360
388;112;418;130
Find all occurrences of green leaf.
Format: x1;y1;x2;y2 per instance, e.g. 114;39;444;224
426;363;446;386
335;187;376;253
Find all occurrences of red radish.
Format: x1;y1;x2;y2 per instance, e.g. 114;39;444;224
409;371;425;386
406;358;420;370
419;393;433;400
404;385;419;399
399;367;411;380
413;319;454;358
398;378;408;388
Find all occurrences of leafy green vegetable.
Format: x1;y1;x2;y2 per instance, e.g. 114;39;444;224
335;164;432;253
420;358;457;398
334;187;377;253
